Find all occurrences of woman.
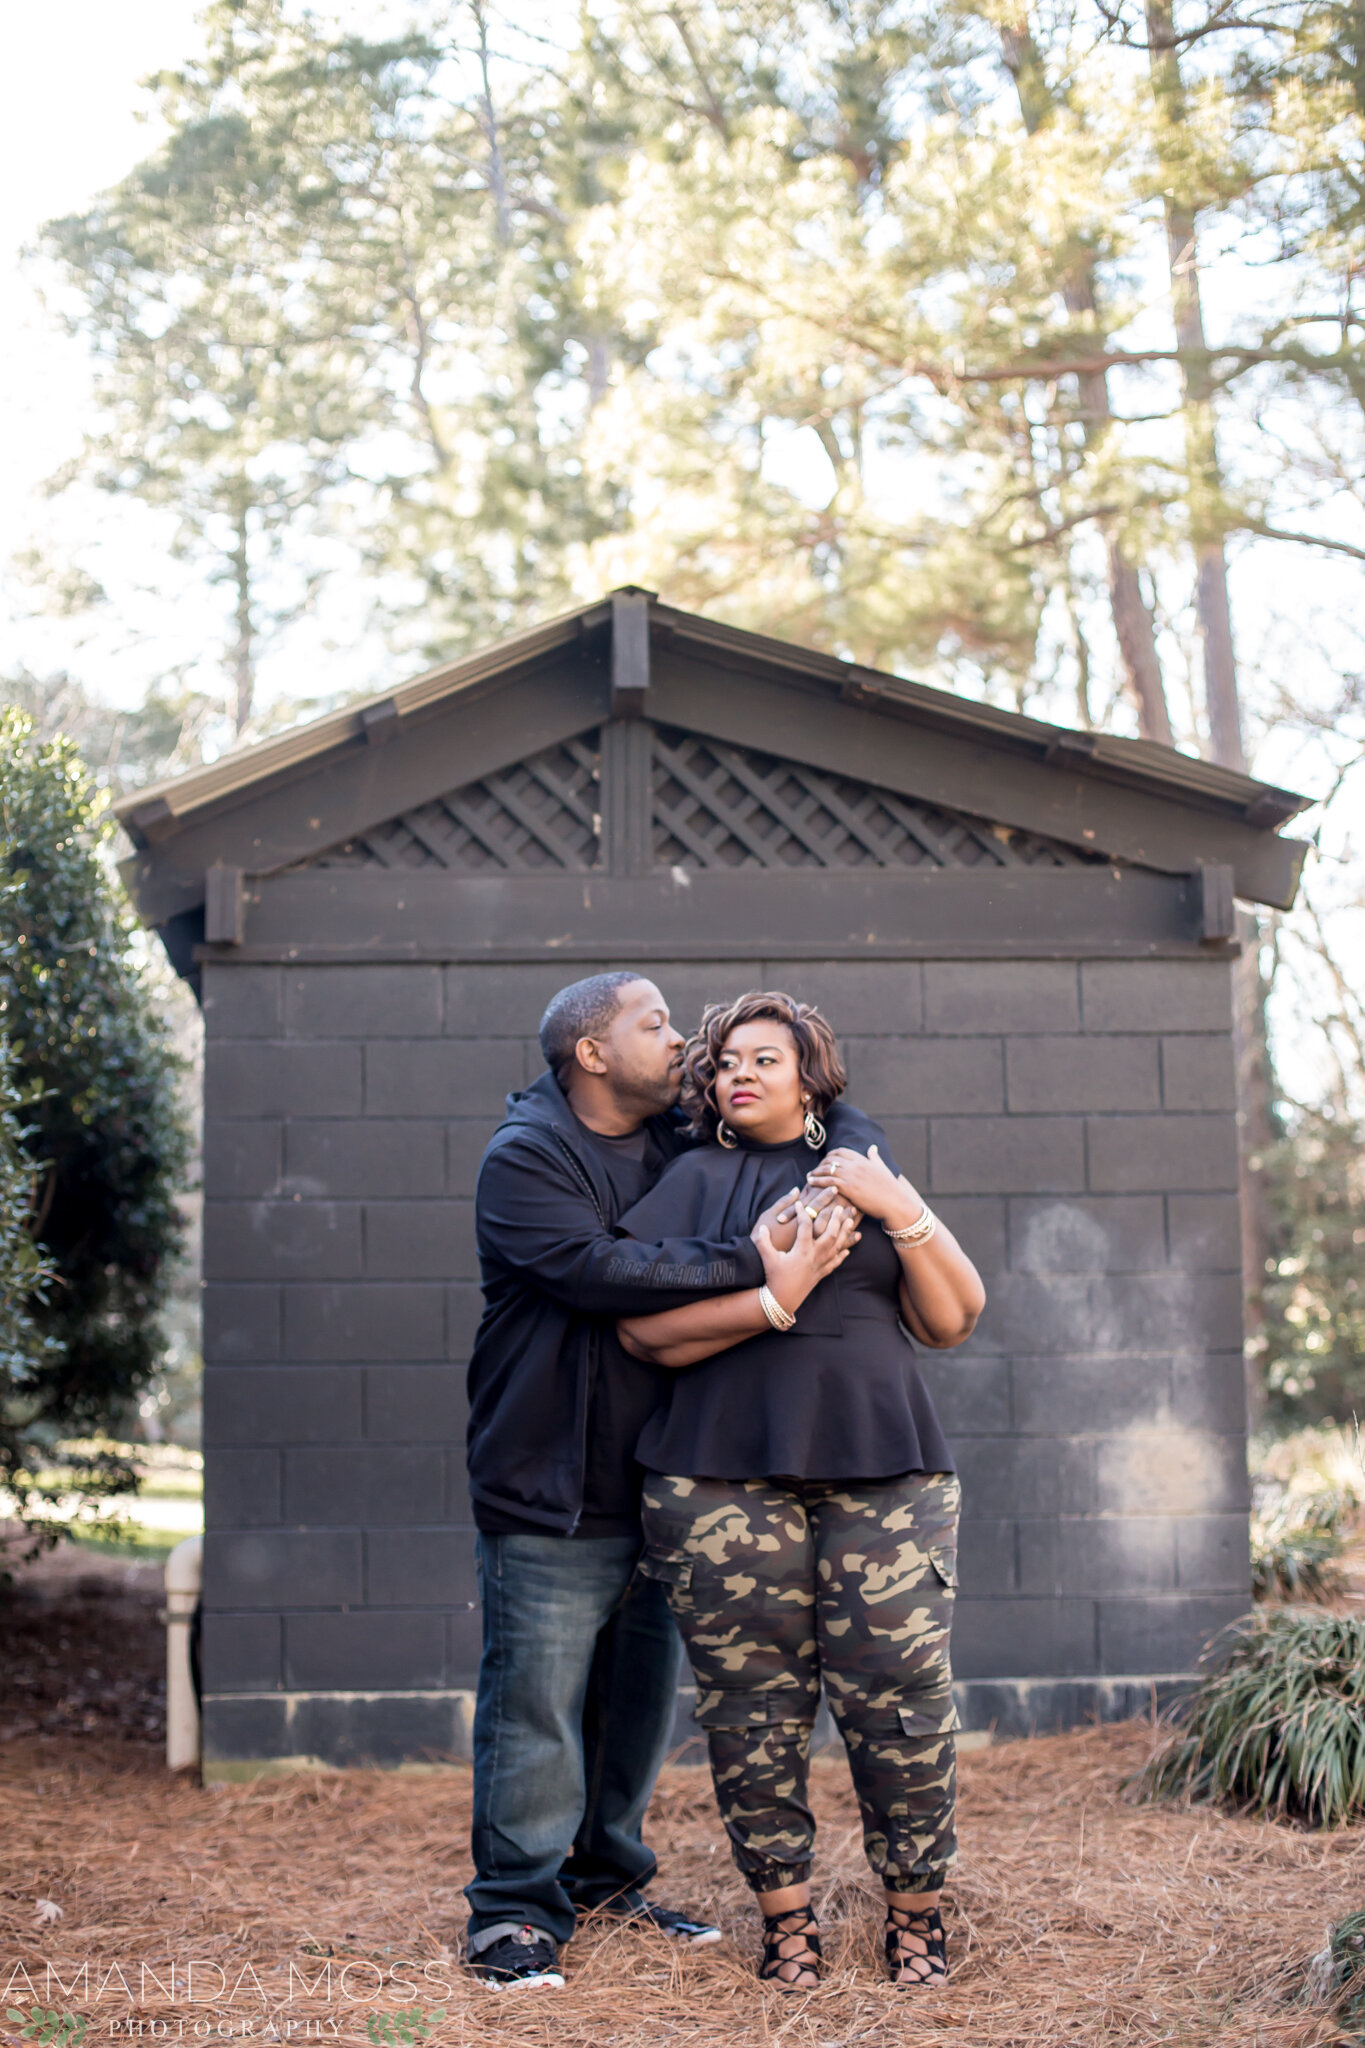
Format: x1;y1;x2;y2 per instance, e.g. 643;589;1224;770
615;991;985;1992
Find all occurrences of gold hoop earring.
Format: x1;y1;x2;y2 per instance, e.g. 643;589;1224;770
717;1120;738;1150
803;1106;826;1149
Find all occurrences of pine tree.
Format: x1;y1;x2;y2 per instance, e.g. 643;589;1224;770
571;2;1174;702
995;11;1172;741
43;0;377;735
1262;1106;1365;1423
1142;0;1246;768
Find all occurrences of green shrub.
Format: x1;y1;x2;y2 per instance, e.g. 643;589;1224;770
1253;1422;1365;1508
0;1031;53;1388
0;709;189;1534
1251;1492;1348;1599
1250;1422;1362;1600
1261;1109;1365;1426
1137;1607;1365;1828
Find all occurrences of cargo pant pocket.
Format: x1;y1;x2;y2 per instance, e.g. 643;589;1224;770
695;1687;819;1730
636;1545;694;1592
927;1544;957;1591
896;1683;960;1740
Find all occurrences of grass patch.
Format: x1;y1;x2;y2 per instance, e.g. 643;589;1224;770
2;1439;202;1562
1137;1606;1365;1827
134;1469;203;1500
68;1521;187;1561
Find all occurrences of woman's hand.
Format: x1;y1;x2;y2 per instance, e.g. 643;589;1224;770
755;1201;859;1317
618;1202;859;1368
806;1145;918;1227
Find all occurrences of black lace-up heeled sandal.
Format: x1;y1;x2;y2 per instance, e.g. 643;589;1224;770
758;1905;823;1990
885;1901;948;1987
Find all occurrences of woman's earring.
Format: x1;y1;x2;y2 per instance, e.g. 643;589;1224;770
717;1120;739;1149
803;1103;826;1150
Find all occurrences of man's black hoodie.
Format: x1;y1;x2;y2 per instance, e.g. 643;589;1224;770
466;1071;766;1535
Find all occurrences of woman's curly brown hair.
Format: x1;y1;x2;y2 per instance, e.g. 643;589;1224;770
681;990;847;1140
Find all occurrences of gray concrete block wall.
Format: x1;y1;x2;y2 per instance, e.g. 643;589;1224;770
200;961;585;1737
199;951;1250;1763
776;955;1249;1699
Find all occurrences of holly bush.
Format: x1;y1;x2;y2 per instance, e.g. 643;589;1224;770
0;707;189;1531
0;1025;53;1394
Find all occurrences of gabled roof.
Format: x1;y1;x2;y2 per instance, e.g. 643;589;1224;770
116;589;1310;916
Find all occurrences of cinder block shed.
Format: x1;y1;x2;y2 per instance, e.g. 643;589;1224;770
117;590;1308;1776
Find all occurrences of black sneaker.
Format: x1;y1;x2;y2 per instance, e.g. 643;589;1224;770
467;1924;565;1989
595;1900;722;1946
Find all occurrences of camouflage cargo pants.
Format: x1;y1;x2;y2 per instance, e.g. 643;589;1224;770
639;1471;960;1894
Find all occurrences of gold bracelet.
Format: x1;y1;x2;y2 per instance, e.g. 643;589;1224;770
884;1206;937;1248
759;1284;797;1331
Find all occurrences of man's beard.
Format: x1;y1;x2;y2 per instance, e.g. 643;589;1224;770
630;1061;684;1117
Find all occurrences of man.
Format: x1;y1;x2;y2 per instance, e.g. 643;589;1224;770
462;971;774;1990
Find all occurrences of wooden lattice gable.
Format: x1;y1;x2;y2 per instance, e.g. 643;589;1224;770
307;733;604;873
293;720;1105;879
117;590;1311;946
647;725;1099;873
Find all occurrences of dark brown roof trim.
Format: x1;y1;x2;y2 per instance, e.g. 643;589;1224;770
115;591;1307;849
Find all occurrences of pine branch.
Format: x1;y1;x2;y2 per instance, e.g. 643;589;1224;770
695;266;1363;389
931;342;1365;387
1010;504;1123;549
1237;520;1365;565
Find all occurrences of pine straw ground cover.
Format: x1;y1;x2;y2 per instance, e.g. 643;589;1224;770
0;1725;1359;2048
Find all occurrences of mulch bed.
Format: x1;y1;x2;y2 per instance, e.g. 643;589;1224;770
0;1542;165;1748
1;1732;1359;2044
0;1549;1359;2045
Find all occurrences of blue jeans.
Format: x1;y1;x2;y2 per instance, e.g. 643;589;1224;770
464;1532;685;1953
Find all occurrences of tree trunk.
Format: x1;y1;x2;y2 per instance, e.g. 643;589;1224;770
1196;545;1243;770
1144;0;1245;772
1235;915;1276;1425
471;1;511;247
1001;23;1173;745
1145;0;1269;1415
1064;575;1095;728
1064;299;1173;745
1107;540;1171;744
231;512;254;738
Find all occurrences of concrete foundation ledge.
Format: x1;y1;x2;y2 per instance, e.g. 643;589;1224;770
202;1690;477;1778
201;1674;1194;1779
954;1674;1195;1739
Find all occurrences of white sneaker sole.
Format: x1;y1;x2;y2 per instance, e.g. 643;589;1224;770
596;1916;724;1945
475;1970;566;1992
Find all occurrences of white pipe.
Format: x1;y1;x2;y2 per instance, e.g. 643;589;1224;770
164;1533;202;1771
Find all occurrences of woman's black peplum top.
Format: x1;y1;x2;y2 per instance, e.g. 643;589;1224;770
616;1102;954;1483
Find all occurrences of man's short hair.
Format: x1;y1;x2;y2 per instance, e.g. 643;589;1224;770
539;971;644;1086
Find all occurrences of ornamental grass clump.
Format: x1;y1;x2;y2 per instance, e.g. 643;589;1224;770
1327;1910;1365;2037
1138;1606;1365;1828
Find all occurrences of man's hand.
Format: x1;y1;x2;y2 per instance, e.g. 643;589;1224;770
752;1186;802;1244
755;1202;859;1316
776;1179;863;1240
755;1183;845;1252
